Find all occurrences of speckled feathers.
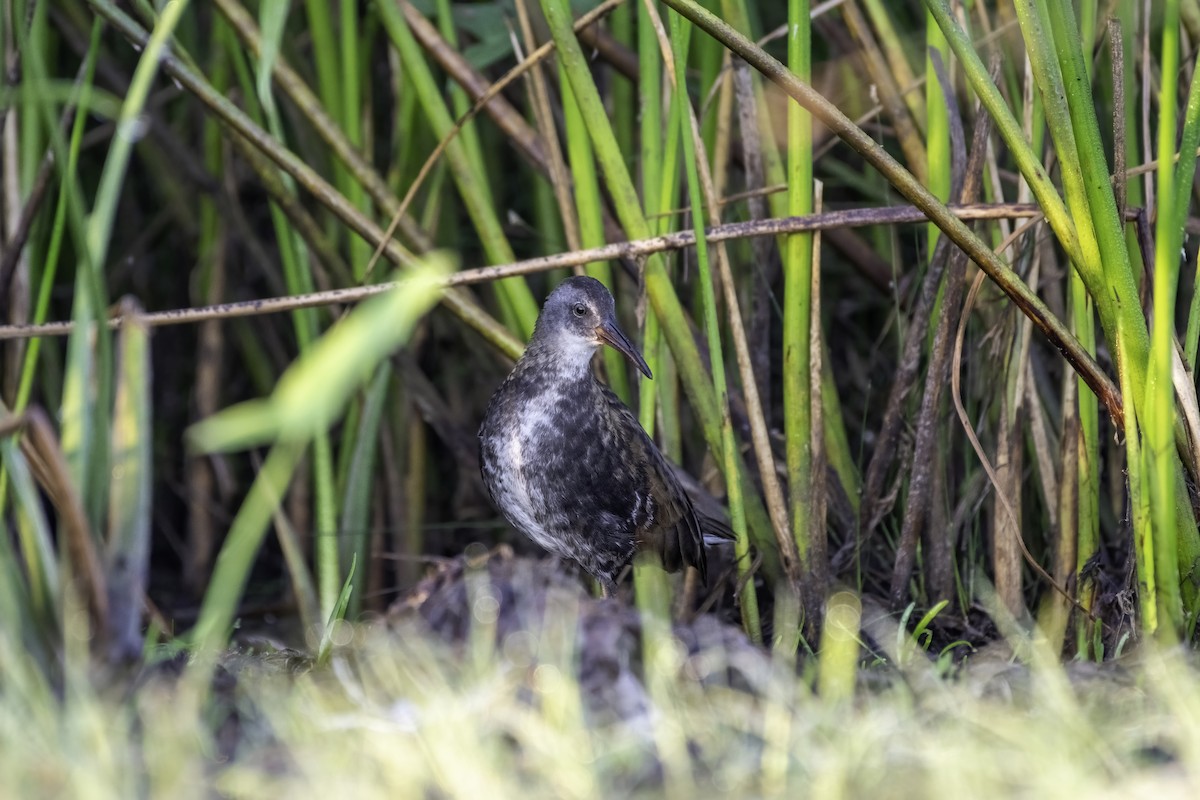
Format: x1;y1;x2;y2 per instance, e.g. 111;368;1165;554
479;277;711;593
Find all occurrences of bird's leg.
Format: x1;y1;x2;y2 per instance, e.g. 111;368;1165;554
674;566;700;622
604;563;633;601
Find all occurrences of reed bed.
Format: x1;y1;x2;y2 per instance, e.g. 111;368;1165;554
2;0;1200;793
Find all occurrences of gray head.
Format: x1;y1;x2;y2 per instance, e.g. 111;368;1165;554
528;276;652;379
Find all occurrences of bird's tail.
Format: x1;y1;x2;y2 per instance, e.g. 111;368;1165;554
699;513;736;546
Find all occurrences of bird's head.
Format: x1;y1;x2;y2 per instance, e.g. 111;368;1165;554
529;276;653;379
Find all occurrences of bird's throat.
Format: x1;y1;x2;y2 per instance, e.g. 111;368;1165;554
523;335;600;381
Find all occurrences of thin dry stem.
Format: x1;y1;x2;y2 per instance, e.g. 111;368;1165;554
951;271;1100;627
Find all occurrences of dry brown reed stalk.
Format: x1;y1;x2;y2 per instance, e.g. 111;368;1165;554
889;64;982;609
16;408;110;635
0;204;1096;341
951;264;1100;630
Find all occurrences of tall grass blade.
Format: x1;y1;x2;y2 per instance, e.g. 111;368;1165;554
1;429;59;636
188;441;306;654
785;0;818;625
317;554;356;666
340;366;389;616
1144;0;1191;637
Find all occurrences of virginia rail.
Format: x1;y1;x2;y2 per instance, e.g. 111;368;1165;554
479;276;727;595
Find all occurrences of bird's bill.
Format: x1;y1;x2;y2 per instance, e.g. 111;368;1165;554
597;318;653;379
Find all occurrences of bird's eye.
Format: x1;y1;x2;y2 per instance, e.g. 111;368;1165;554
572;303;587;318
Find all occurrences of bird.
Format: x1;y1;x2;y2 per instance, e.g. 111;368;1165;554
479;276;728;596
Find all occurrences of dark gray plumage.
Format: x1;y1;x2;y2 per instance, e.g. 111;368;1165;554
479;277;724;594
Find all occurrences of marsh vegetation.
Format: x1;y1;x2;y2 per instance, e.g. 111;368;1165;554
2;0;1200;795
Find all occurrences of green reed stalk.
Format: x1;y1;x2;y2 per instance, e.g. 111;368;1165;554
695;0;726;155
1145;0;1192;637
400;408;427;588
435;0;488;182
784;0;815;599
1037;0;1141;360
1170;70;1200;364
610;2;635;175
340;367;389;616
13;24;98;415
390;64;421;188
1180;60;1200;368
917;5;952;598
106;308;152;659
561;67;631;404
1071;271;1101;646
1113;1;1148;289
1050;0;1195;632
1079;0;1098;78
925;14;950;252
928;0;1197;635
302;0;339;137
638;0;665;436
300;0;353;249
335;401;361;502
656;96;685;243
1051;14;1100;645
652;6;687;459
722;0;859;518
190;441;306;653
817;590;861;701
923;0;1085;270
339;1;372;279
860;0;926;129
672;13;761;639
1118;313;1156;632
640;1;664;226
822;358;859;514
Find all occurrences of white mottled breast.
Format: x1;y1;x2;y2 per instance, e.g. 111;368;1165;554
481;380;572;557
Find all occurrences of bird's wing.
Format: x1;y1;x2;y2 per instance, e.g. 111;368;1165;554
598;386;708;584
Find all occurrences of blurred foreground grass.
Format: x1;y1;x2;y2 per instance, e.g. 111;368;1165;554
2;584;1198;798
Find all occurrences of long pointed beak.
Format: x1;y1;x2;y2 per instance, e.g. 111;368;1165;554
597;316;653;379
